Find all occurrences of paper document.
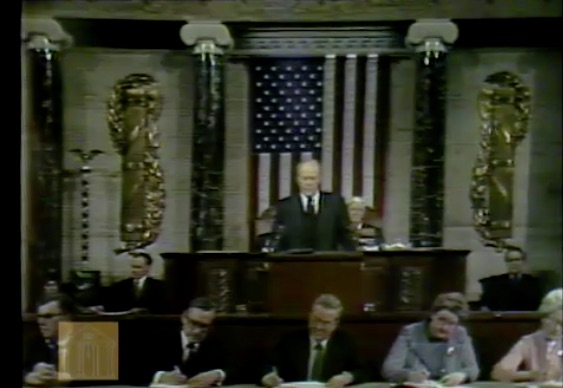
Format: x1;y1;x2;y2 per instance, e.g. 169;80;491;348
149;384;189;388
280;382;325;388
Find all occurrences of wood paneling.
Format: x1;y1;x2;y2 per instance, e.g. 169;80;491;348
162;250;469;314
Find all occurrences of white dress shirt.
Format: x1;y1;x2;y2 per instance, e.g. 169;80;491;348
181;331;199;361
300;192;320;214
134;276;147;293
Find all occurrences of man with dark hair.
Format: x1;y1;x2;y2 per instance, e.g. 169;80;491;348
479;248;543;311
23;294;77;386
103;251;170;313
150;297;232;386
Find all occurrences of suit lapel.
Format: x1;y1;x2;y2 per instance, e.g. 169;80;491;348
323;335;337;379
294;333;311;380
316;193;329;246
291;196;303;242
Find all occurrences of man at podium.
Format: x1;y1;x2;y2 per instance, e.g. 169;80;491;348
273;160;355;252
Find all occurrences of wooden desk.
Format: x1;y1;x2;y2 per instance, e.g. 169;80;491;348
23;312;539;385
161;249;469;313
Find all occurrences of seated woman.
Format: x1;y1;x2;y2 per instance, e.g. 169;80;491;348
346;197;384;248
492;287;562;383
382;292;480;386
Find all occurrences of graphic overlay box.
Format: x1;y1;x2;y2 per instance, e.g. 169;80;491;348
58;321;119;381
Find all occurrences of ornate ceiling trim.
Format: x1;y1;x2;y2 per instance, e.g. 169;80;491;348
233;27;409;57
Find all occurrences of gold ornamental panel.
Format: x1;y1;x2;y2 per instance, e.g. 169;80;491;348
470;71;531;249
107;74;166;253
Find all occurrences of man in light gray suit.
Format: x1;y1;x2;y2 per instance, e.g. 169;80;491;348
382;293;480;387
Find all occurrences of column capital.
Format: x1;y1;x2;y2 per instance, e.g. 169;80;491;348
22;18;73;50
406;19;458;54
179;20;233;55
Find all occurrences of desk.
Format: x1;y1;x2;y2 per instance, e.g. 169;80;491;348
23;384;541;388
23;312;540;385
162;250;469;313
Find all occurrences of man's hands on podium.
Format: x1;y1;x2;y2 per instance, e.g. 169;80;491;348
24;363;57;386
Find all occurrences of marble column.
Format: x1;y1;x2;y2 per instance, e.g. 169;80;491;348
406;19;458;247
22;19;72;309
180;21;233;252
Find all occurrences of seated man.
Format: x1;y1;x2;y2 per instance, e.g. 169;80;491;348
23;293;78;386
104;251;170;313
261;294;365;388
151;297;231;387
479;247;543;311
346;197;385;249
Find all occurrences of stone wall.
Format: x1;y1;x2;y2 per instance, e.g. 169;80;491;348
21;47;561;301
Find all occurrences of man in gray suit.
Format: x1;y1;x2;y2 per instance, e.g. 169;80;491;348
273;160;355;252
381;293;480;387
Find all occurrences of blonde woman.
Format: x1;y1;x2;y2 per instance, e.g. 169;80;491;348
492;288;563;383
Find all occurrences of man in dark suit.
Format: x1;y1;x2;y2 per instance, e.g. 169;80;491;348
150;297;231;386
273;160;355;252
261;294;365;388
479;247;543;311
103;251;170;313
23;293;79;386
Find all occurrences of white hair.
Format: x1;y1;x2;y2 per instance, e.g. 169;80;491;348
347;196;366;207
312;294;343;314
538;288;563;316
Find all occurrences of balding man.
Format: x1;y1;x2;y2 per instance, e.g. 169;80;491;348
273;160;355;251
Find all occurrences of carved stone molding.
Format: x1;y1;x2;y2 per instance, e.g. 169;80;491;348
180;20;233;55
22;18;73;50
406;19;458;56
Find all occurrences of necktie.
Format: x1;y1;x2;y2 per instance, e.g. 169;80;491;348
183;342;197;362
306;195;315;214
310;342;324;381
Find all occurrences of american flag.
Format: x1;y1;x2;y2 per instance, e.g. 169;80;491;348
250;55;387;226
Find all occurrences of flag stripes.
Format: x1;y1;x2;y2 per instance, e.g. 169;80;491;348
250;55;387;237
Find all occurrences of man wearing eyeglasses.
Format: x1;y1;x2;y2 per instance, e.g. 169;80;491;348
23;294;77;386
261;294;365;388
151;297;230;387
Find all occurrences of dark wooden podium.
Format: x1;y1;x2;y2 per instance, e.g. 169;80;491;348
161;250;469;314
